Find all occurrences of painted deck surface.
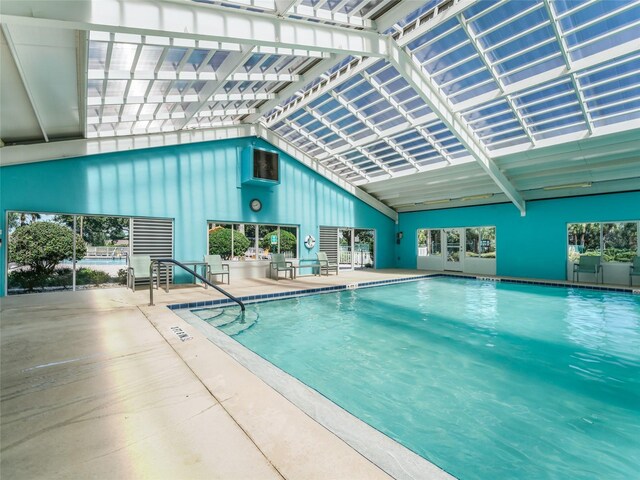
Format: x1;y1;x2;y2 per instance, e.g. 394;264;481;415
1;270;426;480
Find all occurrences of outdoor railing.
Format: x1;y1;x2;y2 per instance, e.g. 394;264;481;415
86;246;128;258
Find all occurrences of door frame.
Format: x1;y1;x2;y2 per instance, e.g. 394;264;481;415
336;227;376;270
443;228;464;272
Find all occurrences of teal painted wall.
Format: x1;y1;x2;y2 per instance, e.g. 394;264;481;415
396;191;640;280
0;137;396;294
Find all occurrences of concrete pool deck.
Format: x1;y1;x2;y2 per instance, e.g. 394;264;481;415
2;269;633;479
1;269;439;480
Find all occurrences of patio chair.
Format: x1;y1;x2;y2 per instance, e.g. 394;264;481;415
204;254;230;284
572;255;603;284
270;253;294;280
127;254;159;292
316;251;339;276
630;256;640;287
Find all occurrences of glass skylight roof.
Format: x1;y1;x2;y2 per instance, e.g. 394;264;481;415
85;0;640;187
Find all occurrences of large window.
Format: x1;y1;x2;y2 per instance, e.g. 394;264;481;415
418;227;495;258
207;222;298;261
568;221;638;262
7;211;130;295
465;227;496;258
417;229;442;256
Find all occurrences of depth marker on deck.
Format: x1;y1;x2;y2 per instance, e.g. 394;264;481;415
170;326;193;341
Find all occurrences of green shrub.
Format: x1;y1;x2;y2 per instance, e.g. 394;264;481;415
259;230;297;254
9;222;87;276
7;270;49;291
208;227;250;260
116;268;128;285
76;268;112;286
8;267;118;291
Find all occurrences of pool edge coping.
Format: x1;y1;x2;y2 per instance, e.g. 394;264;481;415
168;273;638;480
175;307;456;480
167;273;637;310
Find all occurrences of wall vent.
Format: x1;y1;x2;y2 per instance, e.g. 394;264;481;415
131;217;174;286
319;226;338;265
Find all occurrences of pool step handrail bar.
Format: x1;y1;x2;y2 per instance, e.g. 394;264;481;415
149;258;245;311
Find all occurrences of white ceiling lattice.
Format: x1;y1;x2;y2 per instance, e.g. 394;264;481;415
1;0;639;214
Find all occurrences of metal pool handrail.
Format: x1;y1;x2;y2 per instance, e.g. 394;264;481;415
149;258;245;311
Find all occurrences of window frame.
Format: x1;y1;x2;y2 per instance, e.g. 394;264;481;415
465;226;497;259
417;226;496;259
206;221;299;261
567;220;639;263
417;228;443;256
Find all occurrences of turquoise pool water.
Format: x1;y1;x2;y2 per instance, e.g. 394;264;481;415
197;278;640;479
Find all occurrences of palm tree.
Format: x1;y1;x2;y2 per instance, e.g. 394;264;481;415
7;212;41;230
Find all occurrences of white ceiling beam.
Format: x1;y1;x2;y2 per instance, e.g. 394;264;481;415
289;4;374;29
90;31;331;58
361;0;393;20
197;108;257;117
542;0;593;135
396;0;477;48
0;125;256;166
174;46;256;129
283;118;372;181
375;176;498;202
0;0;388;57
490;123;640;159
362;70;451;164
212;92;274;101
89;112;188;124
78;30;90;138
457;13;536;146
329;91;422;172
317;111;441;158
386;38;526;215
454;39;640;114
262;56;378;127
304;107;393;175
119;44;143;117
1;24;49;142
274;0;301;15
243;54;347;123
364;165;484;195
333;0;354;13
256;125;398;221
229;72;300;82
376;0;424;33
88;70;218;80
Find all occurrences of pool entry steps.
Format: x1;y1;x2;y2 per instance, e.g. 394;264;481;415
149;258;245;311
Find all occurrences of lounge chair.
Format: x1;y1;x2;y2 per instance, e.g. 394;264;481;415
317;251;339;276
630;256;640;287
204;254;230;284
572;255;603;284
270;253;294;280
127;254;159;292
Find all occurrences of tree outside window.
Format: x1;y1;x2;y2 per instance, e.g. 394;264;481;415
465;227;496;258
568;222;638;262
208;222;298;260
417;229;442;256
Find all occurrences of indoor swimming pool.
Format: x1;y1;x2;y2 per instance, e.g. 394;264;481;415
190;277;640;479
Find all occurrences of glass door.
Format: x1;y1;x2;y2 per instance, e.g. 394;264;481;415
444;228;463;271
354;229;375;269
338;228;352;270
